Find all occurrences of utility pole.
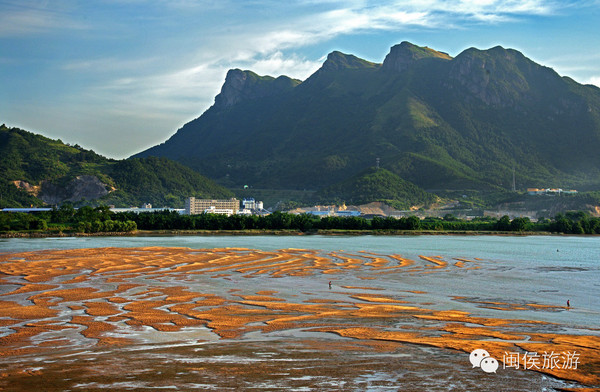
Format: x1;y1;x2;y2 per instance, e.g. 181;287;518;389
376;158;380;170
512;167;516;192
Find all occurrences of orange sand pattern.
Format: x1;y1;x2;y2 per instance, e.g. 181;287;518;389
0;246;598;388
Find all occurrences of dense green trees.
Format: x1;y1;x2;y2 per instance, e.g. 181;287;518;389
0;125;232;208
548;212;600;234
0;205;136;233
317;168;436;209
75;219;137;233
107;210;600;234
105;157;233;207
2;208;600;235
0;212;48;231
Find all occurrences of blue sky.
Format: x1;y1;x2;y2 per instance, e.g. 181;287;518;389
1;0;599;159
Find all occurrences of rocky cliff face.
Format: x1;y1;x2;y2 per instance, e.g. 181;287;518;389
40;175;109;204
445;46;566;108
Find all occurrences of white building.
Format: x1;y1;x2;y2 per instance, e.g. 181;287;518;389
203;206;235;216
242;198;264;210
185;197;239;215
527;188;578;196
241;198;265;214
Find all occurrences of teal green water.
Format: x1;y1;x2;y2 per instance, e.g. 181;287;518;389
2;234;599;260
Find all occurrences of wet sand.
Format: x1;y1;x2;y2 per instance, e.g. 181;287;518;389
0;247;598;391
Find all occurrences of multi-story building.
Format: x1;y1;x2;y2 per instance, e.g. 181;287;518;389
242;198;264;211
185;197;239;215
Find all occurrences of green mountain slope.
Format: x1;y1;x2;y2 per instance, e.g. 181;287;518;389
318;167;437;209
135;41;600;196
0;125;232;207
105;157;233;207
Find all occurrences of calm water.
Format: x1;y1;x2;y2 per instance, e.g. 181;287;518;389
2;234;600;259
1;234;599;328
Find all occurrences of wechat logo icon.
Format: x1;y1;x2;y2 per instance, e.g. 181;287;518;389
470;348;499;373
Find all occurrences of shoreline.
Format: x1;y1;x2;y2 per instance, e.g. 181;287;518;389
0;228;573;239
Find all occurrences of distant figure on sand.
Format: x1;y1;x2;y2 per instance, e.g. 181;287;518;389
567;299;570;308
329;281;332;289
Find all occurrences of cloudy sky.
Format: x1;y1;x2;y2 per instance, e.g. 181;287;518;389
1;0;599;158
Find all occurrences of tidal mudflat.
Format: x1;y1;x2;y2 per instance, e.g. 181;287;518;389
0;244;598;391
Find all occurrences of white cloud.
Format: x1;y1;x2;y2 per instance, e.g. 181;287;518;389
245;52;321;80
454;0;554;14
401;0;558;15
534;51;600;86
585;76;600;88
316;7;431;34
89;51;320;120
233;0;566;57
0;2;86;37
61;56;160;72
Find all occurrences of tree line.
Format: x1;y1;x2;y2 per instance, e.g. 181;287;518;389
2;206;600;235
0;205;136;233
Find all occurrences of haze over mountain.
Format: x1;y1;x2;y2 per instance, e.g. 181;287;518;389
135;42;600;196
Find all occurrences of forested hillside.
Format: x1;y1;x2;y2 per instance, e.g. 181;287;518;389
0;125;232;207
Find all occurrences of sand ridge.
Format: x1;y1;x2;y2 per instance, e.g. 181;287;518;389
0;246;598;388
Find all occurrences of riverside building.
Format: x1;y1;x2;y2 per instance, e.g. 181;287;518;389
185;197;240;215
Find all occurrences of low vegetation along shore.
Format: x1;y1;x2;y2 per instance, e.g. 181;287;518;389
0;229;562;239
2;205;600;237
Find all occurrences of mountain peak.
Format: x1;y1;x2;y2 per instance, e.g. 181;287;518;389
213;69;300;110
213;69;257;109
135;42;600;195
382;41;452;72
321;51;379;71
448;45;559;106
300;51;378;87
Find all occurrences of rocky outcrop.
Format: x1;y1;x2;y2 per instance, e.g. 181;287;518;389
446;46;564;107
40;175;109;204
13;180;41;196
447;46;517;106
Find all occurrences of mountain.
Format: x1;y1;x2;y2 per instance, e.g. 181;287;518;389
317;167;437;209
136;41;600;196
0;125;233;208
